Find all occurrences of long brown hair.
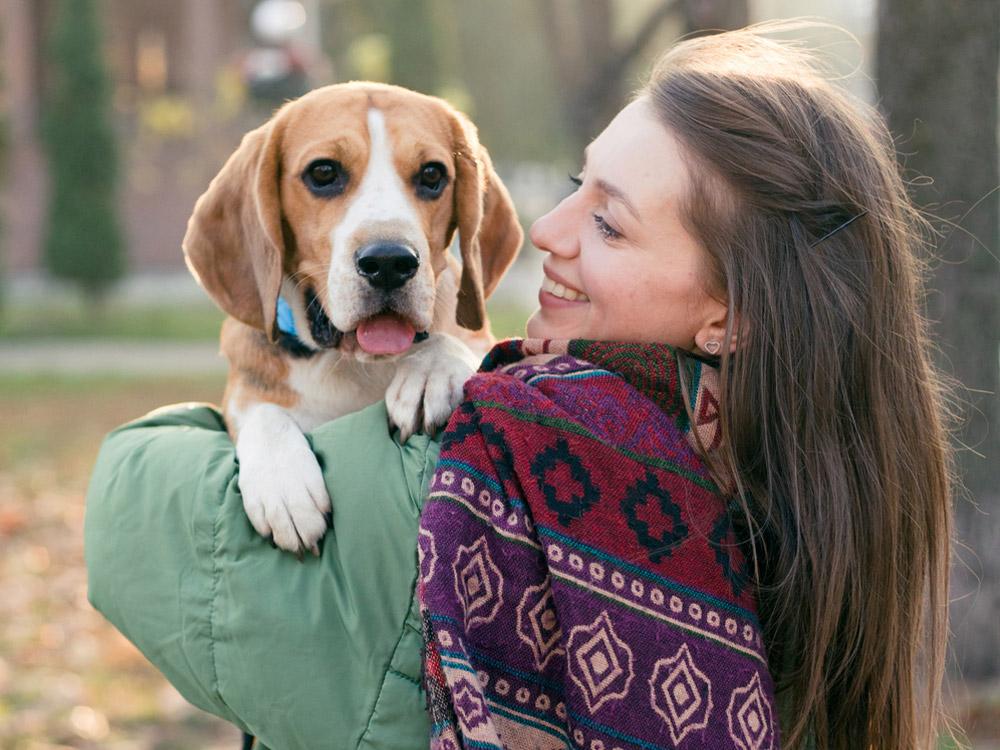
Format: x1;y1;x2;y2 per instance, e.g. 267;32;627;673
645;23;954;750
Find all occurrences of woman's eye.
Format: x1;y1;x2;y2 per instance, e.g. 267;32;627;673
416;161;448;199
303;159;348;197
592;213;622;241
568;174;583;189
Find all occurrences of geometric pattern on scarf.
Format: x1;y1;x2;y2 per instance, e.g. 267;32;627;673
419;338;779;750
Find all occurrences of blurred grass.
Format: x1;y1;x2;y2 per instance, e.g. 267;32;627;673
0;302;225;341
0;373;224;477
0;300;530;341
486;300;530;340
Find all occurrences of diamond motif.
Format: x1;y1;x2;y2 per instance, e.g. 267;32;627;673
453;677;488;730
567;610;634;713
620;470;689;563
708;499;752;597
418;528;438;583
517;580;565;669
531;437;601;526
452;536;503;629
649;643;714;745
727;672;773;750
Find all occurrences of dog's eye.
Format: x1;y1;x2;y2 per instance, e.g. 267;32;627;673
415;162;448;200
303;159;348;197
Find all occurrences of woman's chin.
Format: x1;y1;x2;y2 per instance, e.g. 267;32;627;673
525;309;552;339
525;308;576;340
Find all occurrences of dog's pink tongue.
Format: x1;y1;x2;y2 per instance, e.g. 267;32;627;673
356;314;416;355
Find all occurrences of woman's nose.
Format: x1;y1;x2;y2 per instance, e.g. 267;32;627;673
529;195;578;258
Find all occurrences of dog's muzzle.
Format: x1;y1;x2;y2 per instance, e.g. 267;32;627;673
355;242;419;290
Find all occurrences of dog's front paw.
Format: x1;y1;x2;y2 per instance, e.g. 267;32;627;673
386;334;479;442
235;404;331;556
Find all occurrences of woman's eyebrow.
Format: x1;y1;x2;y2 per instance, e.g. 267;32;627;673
581;146;641;221
596;179;640;221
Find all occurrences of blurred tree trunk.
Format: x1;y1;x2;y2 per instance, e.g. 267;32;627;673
538;0;748;150
877;0;1000;680
537;0;617;147
538;0;680;148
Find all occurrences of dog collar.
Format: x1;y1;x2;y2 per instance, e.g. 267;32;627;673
276;295;314;358
276;292;341;358
275;294;429;357
276;296;299;338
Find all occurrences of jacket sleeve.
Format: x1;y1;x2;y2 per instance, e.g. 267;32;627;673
84;401;439;750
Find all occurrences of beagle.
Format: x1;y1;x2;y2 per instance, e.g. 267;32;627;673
183;82;522;555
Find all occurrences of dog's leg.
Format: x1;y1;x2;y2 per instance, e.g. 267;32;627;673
386;333;480;442
233;403;331;555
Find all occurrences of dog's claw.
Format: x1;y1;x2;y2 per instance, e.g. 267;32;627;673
386;334;475;443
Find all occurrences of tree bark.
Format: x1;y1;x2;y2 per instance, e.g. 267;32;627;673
538;0;683;149
877;0;1000;680
537;0;750;150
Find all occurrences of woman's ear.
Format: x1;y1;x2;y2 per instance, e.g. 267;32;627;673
694;300;740;356
182;117;286;341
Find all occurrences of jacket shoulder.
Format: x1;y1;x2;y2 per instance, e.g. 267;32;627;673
86;401;436;749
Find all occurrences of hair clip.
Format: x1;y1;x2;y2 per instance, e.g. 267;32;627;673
809;209;869;247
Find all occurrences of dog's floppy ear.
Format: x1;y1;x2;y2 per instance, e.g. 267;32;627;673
450;113;523;330
183;118;286;341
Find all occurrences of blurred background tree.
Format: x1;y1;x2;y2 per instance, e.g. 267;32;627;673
877;0;1000;681
321;1;569;161
0;70;7;317
538;0;749;151
41;0;125;306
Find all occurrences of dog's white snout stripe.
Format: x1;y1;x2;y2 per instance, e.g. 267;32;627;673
333;109;423;252
327;107;429;329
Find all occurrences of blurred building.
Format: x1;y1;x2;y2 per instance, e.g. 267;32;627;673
1;0;873;281
1;0;255;275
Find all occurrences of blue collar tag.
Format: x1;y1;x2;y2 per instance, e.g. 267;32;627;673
276;296;298;338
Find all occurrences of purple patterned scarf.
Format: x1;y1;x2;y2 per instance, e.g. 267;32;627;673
419;339;779;750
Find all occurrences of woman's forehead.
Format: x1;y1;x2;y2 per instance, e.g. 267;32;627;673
587;99;691;215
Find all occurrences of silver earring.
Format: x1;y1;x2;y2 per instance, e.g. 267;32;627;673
704;340;721;355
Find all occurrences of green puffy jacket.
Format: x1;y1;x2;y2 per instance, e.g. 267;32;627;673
85;402;438;750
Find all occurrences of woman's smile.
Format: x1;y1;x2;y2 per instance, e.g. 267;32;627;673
539;269;590;305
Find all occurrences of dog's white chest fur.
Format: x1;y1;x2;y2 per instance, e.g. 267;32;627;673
286;352;397;432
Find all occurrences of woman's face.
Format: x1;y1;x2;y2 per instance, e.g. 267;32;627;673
525;98;726;351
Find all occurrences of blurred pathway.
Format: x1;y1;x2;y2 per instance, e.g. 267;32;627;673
0;341;225;375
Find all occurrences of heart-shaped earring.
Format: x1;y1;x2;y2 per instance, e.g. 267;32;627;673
704;340;721;355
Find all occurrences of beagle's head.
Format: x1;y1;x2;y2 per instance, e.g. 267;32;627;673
183;82;522;358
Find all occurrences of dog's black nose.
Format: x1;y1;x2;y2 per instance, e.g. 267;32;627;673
355;243;419;290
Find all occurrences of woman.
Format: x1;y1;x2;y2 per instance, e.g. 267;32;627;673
85;24;954;750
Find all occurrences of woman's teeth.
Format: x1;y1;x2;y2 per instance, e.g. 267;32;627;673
542;275;589;302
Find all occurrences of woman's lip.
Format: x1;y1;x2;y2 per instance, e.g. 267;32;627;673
542;266;580;293
538;288;589;308
540;267;590;304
